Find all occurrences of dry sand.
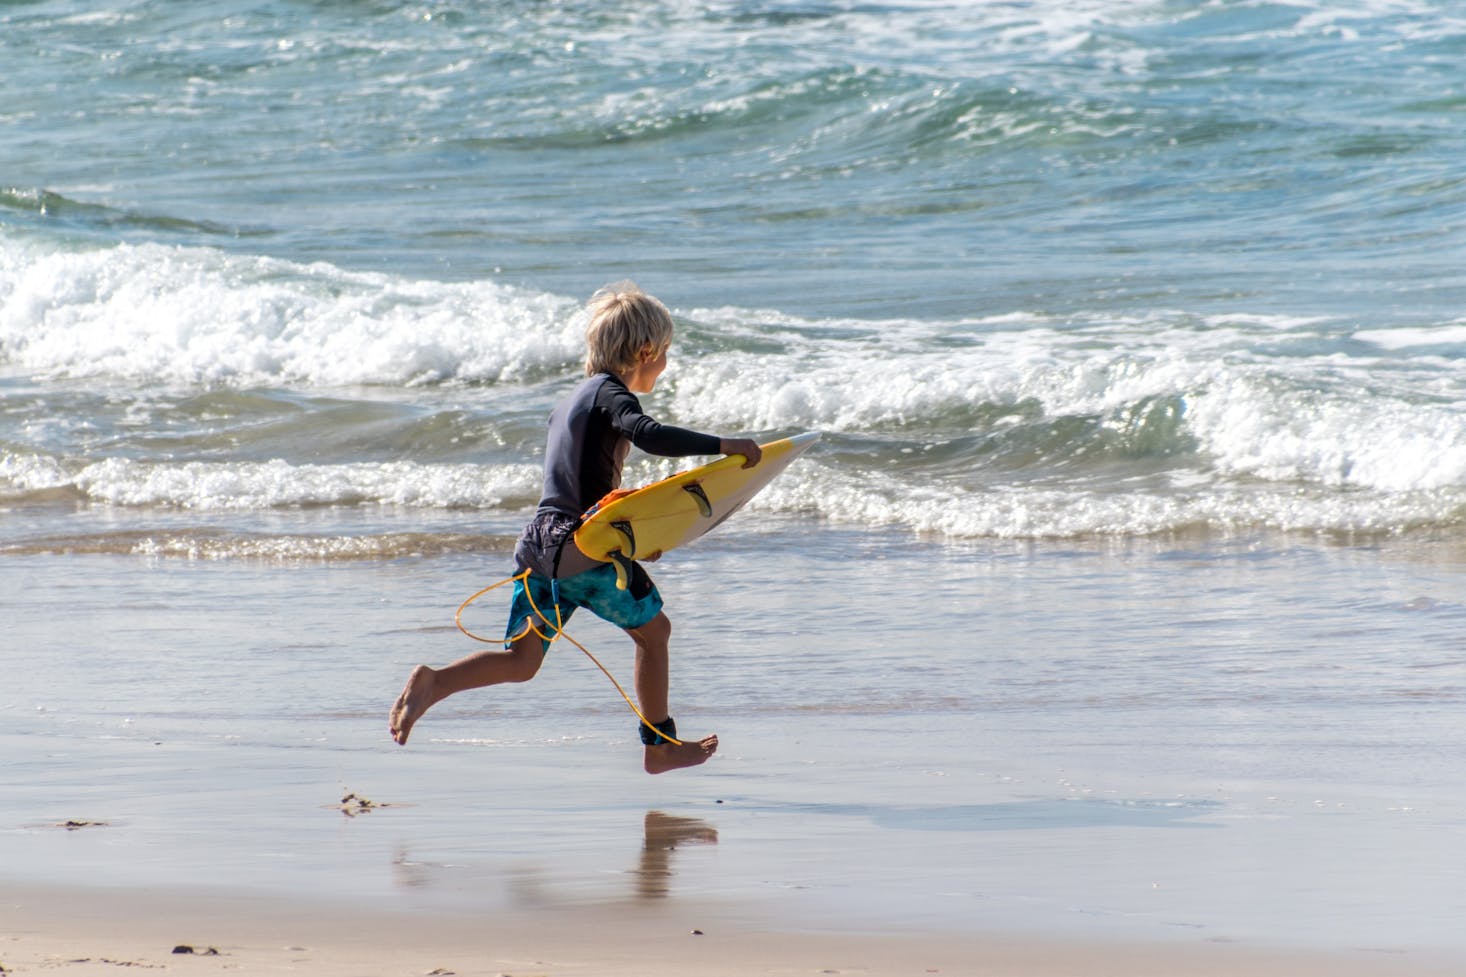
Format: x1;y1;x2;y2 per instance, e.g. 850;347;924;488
3;882;1461;977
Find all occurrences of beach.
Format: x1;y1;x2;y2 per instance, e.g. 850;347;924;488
4;1;1466;973
8;883;1465;977
5;532;1466;974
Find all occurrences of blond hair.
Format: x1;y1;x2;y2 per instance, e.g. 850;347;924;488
583;281;674;377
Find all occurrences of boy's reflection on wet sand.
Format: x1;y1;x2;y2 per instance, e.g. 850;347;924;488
636;810;718;900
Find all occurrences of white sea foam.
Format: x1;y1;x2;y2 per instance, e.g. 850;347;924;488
1353;323;1466;351
675;308;1466;510
0;451;541;511
0;240;581;387
1183;367;1466;492
3;239;1461;537
763;459;1463;540
126;532;495;561
678;309;1461;483
8;437;1453;538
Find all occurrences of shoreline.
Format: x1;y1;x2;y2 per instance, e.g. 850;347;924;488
4;881;1463;977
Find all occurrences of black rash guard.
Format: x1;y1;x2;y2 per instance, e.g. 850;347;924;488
513;372;721;577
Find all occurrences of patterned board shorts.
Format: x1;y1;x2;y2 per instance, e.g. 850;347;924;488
504;560;662;651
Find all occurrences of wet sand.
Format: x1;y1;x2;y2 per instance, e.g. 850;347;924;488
5;880;1463;977
4;535;1466;975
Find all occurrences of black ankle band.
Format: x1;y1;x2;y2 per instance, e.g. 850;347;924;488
639;715;677;746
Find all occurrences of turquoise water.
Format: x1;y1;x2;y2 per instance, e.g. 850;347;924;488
3;0;1466;959
7;2;1466;320
4;2;1466;542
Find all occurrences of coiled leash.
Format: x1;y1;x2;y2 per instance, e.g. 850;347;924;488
453;570;684;747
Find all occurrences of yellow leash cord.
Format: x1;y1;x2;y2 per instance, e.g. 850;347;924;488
453;569;685;747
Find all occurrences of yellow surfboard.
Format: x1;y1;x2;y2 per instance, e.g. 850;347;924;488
573;431;821;589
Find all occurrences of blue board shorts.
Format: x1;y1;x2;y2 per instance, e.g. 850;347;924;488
505;561;662;651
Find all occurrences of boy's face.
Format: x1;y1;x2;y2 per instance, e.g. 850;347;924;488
627;344;668;393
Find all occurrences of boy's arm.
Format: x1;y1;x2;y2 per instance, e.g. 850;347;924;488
605;383;760;467
631;422;760;469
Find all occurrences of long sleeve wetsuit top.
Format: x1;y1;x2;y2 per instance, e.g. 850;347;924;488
514;372;720;577
537;372;720;518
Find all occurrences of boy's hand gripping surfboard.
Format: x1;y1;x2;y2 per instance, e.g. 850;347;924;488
573;431;821;589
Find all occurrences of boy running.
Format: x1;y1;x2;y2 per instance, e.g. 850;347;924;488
389;282;761;774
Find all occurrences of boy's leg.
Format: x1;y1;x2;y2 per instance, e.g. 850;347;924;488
388;629;545;746
626;611;718;774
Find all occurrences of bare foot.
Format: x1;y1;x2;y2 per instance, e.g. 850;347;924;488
643;733;718;775
389;665;438;745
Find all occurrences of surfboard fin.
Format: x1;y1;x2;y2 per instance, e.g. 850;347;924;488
682;482;713;518
611;519;636;554
607;550;635;591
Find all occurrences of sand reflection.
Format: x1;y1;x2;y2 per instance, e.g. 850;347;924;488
635;810;718;900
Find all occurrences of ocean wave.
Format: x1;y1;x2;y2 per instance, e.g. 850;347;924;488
0;529;514;561
0;238;582;388
766;459;1466;540
0;452;542;511
4;234;1463;509
672;308;1466;498
8;0;1464;328
4;440;1461;542
0;186;252;240
1354;322;1466;354
12;452;1454;542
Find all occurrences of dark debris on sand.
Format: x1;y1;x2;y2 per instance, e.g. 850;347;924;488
338;791;394;816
